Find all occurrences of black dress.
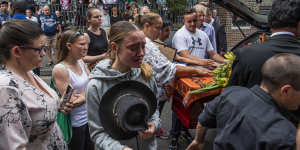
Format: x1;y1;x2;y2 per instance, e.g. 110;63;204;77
110;15;122;26
86;28;108;56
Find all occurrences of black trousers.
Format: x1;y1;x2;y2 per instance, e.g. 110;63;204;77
68;124;94;150
170;112;191;138
158;100;167;117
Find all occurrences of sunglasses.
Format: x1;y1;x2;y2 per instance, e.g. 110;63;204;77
69;31;84;42
19;46;46;54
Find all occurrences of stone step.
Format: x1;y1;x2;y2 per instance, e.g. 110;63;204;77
40;75;51;85
40;66;52;76
40;66;52;85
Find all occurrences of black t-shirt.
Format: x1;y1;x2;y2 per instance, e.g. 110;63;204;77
123;14;134;22
56;16;66;31
86;29;108;56
110;15;122;26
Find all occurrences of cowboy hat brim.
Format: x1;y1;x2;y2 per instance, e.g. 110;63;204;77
99;80;157;140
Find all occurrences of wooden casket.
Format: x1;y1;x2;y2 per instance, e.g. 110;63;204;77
167;76;223;129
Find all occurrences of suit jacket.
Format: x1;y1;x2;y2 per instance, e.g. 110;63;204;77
213;21;227;53
228;34;300;126
228;34;300;88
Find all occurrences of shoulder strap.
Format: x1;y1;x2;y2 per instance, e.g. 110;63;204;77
50;77;61;98
56;62;69;70
78;59;90;75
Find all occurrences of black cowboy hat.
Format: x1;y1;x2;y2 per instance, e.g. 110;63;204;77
99;80;157;140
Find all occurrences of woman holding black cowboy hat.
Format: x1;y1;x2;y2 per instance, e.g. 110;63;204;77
86;21;160;150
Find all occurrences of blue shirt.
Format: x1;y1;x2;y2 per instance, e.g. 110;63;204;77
12;13;27;19
200;22;217;50
0;11;11;24
38;13;58;36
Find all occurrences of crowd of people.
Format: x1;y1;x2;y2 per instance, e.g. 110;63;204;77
1;0;300;150
0;0;176;68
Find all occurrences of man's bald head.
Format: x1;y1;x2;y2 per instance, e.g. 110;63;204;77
43;5;50;15
261;53;300;92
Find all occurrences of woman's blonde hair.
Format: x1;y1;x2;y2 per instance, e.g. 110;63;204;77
135;12;161;30
108;21;153;82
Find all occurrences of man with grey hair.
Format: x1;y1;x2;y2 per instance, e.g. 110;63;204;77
140;5;150;15
187;53;300;150
193;4;217;50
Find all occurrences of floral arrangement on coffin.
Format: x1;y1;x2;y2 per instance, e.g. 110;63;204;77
189;51;236;94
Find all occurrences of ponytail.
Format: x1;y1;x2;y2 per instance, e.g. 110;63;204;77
141;62;153;82
108;21;153;82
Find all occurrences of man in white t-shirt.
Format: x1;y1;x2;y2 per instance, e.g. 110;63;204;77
102;0;118;4
172;8;225;67
25;9;38;23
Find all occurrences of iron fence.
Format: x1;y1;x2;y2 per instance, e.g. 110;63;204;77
32;1;197;31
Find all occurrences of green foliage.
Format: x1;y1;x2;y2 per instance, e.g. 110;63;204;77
189;52;236;94
167;0;196;12
172;23;183;30
166;0;187;14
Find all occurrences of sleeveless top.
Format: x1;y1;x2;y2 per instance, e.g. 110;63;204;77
63;60;89;127
86;29;108;56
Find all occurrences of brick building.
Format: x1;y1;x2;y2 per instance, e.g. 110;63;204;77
215;0;272;49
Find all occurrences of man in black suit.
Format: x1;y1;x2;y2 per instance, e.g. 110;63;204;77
212;9;220;24
229;0;300;88
205;9;227;54
229;0;300;125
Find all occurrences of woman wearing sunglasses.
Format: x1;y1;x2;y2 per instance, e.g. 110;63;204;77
52;30;94;150
0;20;67;149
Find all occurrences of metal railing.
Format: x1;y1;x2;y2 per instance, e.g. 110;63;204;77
32;1;198;31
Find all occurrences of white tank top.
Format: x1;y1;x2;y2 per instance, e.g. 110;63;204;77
64;60;89;127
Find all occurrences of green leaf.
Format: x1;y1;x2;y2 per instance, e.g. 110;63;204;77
189;85;221;94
